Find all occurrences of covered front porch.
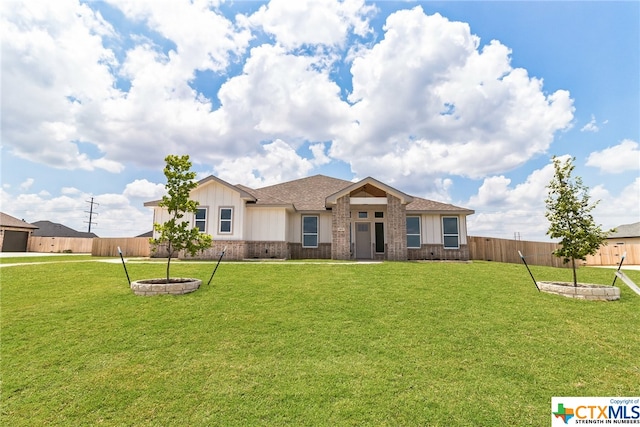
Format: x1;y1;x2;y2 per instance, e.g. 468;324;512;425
326;178;412;261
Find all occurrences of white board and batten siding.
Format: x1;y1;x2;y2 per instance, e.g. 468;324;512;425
245;207;287;241
151;180;247;240
287;212;333;244
191;181;247;239
421;214;468;246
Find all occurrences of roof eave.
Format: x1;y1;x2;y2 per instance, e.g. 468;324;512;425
196;175;257;202
246;203;295;210
325;177;414;206
406;209;475;215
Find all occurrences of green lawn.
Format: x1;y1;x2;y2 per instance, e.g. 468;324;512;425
2;259;639;426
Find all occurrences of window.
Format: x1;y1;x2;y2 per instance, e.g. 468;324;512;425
374;211;384;218
443;217;459;249
302;216;318;248
219;207;233;234
195;208;207;232
375;222;385;253
358;211;368;219
406;216;421;248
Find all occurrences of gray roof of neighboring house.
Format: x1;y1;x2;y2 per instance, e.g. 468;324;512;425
31;220;98;238
0;212;38;229
608;222;640;239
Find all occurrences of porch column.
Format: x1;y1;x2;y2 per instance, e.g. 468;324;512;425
386;194;407;261
331;195;351;260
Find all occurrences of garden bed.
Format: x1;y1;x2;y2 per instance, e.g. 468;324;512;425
130;278;201;296
537;281;619;301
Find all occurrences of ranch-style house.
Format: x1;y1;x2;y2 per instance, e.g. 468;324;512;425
145;174;474;261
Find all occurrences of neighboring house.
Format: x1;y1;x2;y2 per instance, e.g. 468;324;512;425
145;174;474;261
31;220;98;238
585;222;640;266
0;212;39;252
606;222;640;246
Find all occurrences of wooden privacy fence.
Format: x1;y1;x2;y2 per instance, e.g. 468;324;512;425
91;237;150;257
585;242;640;266
28;236;94;253
469;236;640;267
27;235;639;265
468;236;566;267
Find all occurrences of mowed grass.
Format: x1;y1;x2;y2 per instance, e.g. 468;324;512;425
1;259;639;426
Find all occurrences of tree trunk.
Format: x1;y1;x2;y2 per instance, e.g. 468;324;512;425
166;256;171;283
571;258;577;287
166;241;172;283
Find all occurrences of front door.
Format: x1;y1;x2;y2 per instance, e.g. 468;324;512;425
355;222;371;259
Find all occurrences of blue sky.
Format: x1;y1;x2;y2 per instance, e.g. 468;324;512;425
1;0;638;239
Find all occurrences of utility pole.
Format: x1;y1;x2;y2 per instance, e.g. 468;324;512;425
85;197;99;233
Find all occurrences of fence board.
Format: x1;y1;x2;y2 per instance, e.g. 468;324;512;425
28;236;94;253
468;236;566;267
91;237;150;257
585;242;640;266
469;236;640;267
28;234;640;265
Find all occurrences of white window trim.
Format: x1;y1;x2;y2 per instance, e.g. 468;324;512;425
406;216;421;249
302;215;319;248
442;216;460;249
194;207;208;233
219;207;233;234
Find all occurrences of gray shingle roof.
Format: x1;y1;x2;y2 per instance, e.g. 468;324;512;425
608;222;640;238
31;220;98;238
144;174;474;215
0;212;38;229
406;197;474;214
253;175;353;211
248;174;473;214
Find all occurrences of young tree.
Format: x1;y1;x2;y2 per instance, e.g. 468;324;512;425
545;156;610;286
151;154;212;283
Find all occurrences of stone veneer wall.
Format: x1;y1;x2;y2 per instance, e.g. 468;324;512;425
182;241;247;260
407;244;470;261
149;243;171;258
245;241;289;259
331;195;351;260
289;243;332;259
157;241;332;260
386;194;407;261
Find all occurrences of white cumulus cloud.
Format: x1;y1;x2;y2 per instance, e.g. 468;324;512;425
586;139;640;173
248;0;375;49
19;178;35;191
123;179;166;199
332;7;574;196
581;114;599;132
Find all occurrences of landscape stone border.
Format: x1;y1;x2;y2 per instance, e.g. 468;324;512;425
131;278;201;296
537;281;619;301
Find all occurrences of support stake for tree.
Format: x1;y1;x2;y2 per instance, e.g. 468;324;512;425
207;246;227;285
611;251;626;287
118;246;131;286
519;250;540;292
